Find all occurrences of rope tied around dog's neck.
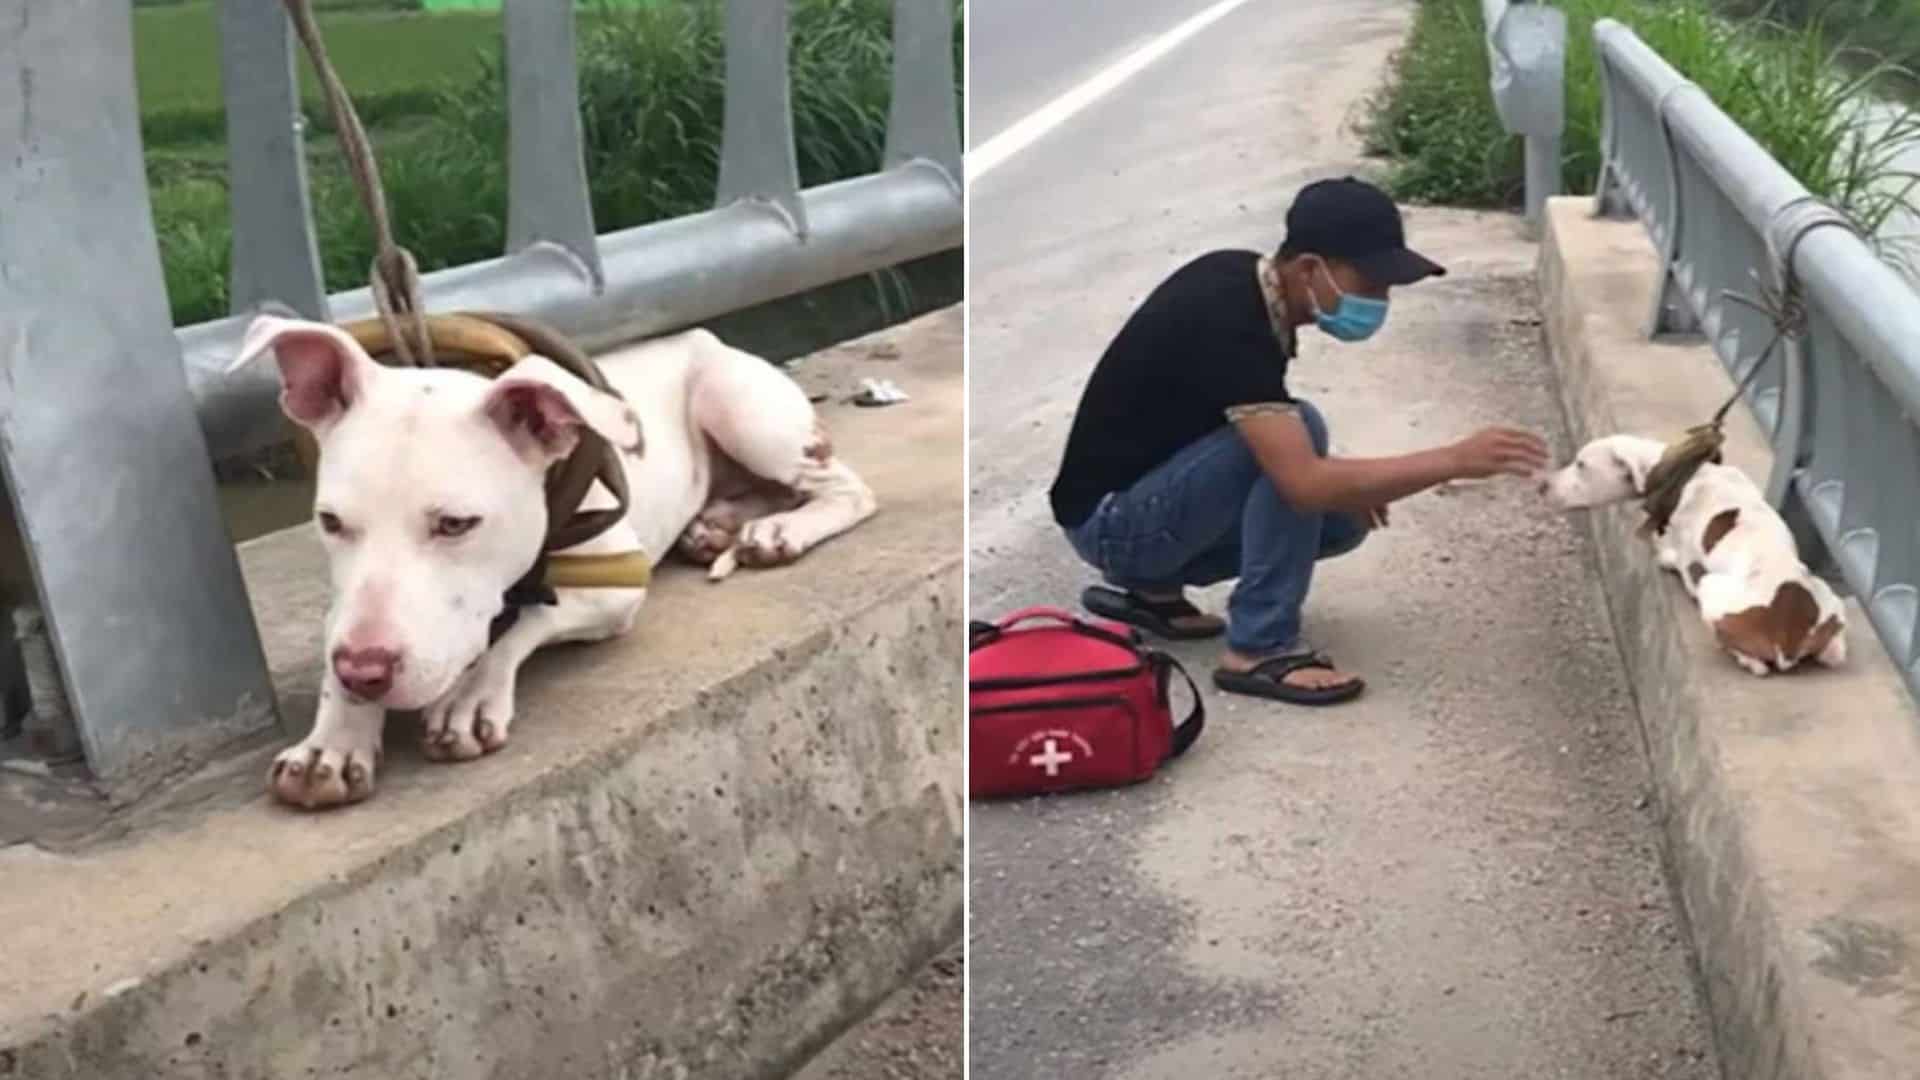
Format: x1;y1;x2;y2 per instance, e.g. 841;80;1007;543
279;1;651;611
1633;283;1787;536
1635;209;1853;537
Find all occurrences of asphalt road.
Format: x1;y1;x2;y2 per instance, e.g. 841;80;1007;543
966;2;1723;1077
966;0;1234;149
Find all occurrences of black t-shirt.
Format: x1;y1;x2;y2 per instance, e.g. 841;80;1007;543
1048;249;1294;527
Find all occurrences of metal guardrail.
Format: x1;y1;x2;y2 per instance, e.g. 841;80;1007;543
1592;18;1920;702
1482;0;1567;231
0;0;961;794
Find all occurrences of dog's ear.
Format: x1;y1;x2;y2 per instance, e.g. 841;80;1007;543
228;315;384;433
481;354;643;465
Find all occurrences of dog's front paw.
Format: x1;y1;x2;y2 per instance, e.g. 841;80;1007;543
421;660;516;762
737;518;798;567
269;735;380;810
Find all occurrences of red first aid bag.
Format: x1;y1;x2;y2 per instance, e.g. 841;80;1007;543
968;607;1205;798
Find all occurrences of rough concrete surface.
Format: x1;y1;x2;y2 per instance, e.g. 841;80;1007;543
786;942;962;1080
0;308;963;1080
1541;197;1920;1080
967;3;1719;1079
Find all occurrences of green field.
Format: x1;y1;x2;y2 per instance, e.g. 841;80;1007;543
134;0;960;326
135;3;505;145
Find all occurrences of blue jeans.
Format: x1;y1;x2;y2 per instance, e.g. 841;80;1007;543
1063;400;1368;656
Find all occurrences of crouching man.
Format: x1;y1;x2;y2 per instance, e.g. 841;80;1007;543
1048;178;1549;704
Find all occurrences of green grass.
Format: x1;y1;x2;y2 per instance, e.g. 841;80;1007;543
135;3;501;145
1712;0;1920;77
1362;0;1920;239
143;0;962;326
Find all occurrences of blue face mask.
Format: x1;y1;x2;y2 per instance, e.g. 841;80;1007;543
1308;262;1389;342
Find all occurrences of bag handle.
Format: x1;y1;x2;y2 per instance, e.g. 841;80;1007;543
1148;650;1206;758
969;606;1137;651
996;606;1080;629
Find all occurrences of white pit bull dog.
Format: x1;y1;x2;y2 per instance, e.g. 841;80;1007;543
230;315;877;809
1540;434;1846;677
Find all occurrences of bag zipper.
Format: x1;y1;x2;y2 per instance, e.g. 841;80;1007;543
969;662;1146;692
973;693;1135;716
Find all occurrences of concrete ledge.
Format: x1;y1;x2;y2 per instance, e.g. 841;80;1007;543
0;308;963;1079
1540;198;1920;1080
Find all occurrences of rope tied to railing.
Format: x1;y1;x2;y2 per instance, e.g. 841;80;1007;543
281;0;432;367
1636;204;1858;536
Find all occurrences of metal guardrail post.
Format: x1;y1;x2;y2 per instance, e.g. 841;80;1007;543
506;0;606;284
0;0;278;794
1592;42;1629;219
1483;0;1566;235
715;0;807;236
1589;23;1701;337
220;0;330;319
1649;84;1707;339
885;0;963;191
1760;201;1850;482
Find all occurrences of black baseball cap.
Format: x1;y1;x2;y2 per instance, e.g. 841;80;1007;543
1280;177;1446;287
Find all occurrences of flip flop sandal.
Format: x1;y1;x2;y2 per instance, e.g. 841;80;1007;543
1081;584;1225;640
1212;650;1365;705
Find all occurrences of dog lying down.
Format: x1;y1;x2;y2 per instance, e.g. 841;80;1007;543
228;315;878;809
1541;434;1846;677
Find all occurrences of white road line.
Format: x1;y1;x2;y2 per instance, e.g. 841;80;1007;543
964;0;1259;185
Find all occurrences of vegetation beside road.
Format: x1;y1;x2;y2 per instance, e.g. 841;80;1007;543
1361;0;1920;238
139;0;963;325
1714;0;1920;78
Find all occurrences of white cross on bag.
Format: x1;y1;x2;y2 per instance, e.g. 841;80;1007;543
1028;738;1073;777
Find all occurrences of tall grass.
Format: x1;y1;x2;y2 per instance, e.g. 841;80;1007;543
1362;0;1920;240
444;0;899;233
1713;0;1920;78
151;0;962;325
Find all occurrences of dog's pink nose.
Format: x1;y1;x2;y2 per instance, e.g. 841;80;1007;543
332;646;399;701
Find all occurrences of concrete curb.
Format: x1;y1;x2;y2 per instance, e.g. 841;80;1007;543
0;309;963;1080
1540;198;1920;1080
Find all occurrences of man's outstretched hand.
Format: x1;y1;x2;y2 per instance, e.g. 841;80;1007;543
1447;427;1551;480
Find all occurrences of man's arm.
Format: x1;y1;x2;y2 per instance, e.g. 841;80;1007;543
1230;407;1548;513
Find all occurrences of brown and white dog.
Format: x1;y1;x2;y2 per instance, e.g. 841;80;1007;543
1541;434;1846;677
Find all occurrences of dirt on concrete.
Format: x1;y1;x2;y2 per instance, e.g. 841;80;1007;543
788;942;964;1080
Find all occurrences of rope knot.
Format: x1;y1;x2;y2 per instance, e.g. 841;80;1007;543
1636;207;1840;538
